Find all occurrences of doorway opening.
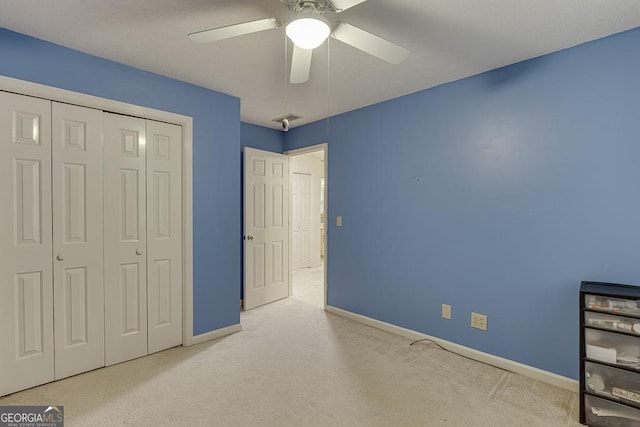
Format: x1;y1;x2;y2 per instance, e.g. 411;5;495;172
286;144;327;309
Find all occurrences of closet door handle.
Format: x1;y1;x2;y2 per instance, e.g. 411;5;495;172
56;253;65;261
136;248;143;255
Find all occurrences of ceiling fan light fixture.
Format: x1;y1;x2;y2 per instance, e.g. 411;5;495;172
286;17;330;49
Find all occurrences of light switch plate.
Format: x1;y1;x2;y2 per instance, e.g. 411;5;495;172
336;215;342;227
442;304;451;319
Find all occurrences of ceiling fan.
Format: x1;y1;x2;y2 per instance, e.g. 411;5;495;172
188;0;409;84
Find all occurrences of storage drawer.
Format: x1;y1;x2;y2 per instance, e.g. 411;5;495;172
585;329;640;369
586;362;640;408
586;294;640;318
584;394;640;426
586;312;640;336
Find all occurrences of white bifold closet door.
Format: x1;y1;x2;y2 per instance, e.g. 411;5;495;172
103;113;182;366
0;92;54;396
103;113;148;366
0;93;105;394
0;92;183;395
146;120;182;354
52;102;105;380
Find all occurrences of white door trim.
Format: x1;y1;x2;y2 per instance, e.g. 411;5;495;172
0;75;195;346
285;143;328;309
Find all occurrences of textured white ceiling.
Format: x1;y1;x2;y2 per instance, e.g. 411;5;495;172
1;0;639;130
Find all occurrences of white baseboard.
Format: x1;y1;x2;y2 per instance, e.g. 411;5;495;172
325;305;578;393
188;323;242;346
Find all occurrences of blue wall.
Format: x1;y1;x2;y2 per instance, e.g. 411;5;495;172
0;28;241;335
285;27;640;379
241;122;283;153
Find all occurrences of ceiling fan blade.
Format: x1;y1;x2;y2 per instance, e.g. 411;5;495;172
188;17;281;44
290;44;313;84
327;0;368;12
331;22;409;64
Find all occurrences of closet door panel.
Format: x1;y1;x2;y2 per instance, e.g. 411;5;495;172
146;120;182;353
52;102;104;379
0;92;54;396
104;112;148;366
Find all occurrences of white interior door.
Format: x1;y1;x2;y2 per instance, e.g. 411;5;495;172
292;172;312;270
244;147;289;310
0;92;54;395
290;154;322;268
103;112;148;366
52;102;105;379
146;120;182;354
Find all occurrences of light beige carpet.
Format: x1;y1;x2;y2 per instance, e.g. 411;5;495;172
0;264;581;426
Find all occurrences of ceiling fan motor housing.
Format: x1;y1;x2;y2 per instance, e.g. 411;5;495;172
283;0;329;14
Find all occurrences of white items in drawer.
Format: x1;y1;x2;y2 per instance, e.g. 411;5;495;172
586;312;640;335
586;362;640;408
584;394;640;427
588;344;618;364
585;329;640;369
615;388;640;406
586;295;640;317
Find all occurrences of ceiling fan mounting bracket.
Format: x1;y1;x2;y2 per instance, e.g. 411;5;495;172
282;0;328;15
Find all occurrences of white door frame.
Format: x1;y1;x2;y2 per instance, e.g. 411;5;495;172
0;75;196;346
285;143;328;309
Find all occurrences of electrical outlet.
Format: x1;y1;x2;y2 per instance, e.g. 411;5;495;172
471;312;488;331
442;304;451;319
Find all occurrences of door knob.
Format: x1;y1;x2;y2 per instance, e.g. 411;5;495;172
56;253;65;261
247;235;254;241
136;248;143;255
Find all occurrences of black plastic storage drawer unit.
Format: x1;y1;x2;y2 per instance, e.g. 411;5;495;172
580;281;640;426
